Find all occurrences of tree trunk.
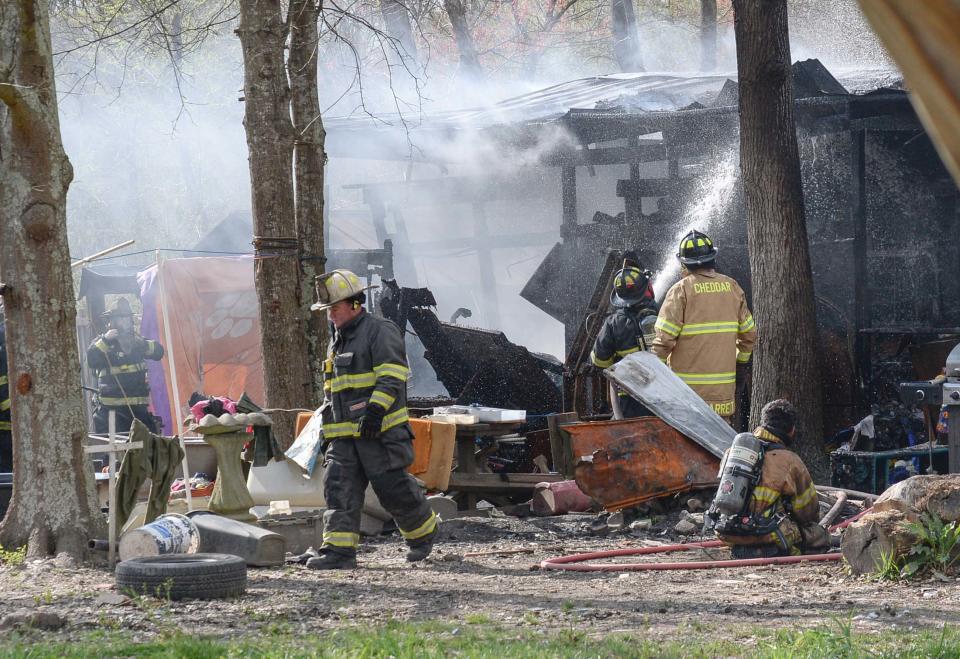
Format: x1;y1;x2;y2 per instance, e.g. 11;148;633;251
443;0;484;82
611;0;643;72
0;0;103;559
872;474;960;522
733;0;825;477
841;509;917;575
700;0;717;72
380;0;418;66
843;475;960;573
288;0;328;406
237;0;313;446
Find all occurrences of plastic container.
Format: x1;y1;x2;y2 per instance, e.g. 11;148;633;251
187;511;286;567
118;513;200;562
247;458;326;507
257;511;324;555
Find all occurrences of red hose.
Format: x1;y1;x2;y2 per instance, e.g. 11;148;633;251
539;507;872;572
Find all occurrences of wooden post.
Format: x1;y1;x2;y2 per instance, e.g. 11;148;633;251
107;411;116;567
949;406;960;474
155;252;193;512
547;412;578;478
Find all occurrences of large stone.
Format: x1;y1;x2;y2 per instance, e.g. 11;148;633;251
673;519;699;535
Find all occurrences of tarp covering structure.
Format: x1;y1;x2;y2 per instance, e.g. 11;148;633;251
138;257;264;433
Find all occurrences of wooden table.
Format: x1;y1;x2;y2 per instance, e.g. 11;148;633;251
447;421;564;509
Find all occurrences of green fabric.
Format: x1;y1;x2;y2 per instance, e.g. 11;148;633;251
236;392;282;467
114;420;185;530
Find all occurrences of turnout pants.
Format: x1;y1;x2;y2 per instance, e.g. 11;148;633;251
322;432;437;556
94;404;159;435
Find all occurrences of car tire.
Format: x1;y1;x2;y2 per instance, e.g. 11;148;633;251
115;553;247;600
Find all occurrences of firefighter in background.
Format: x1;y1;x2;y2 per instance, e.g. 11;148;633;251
86;298;164;434
0;310;10;473
707;399;831;558
308;269;438;570
652;230;757;423
590;264;659;418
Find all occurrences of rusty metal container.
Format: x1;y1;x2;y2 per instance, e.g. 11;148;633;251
561;417;720;511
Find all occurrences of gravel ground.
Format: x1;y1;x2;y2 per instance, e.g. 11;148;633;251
1;511;957;643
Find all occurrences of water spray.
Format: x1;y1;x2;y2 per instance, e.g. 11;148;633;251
651;154;739;301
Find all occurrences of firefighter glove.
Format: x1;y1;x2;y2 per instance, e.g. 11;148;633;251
105;329;120;341
358;403;385;440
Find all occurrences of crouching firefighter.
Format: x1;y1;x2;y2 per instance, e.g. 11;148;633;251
589;265;658;418
705;399;831;558
308;269;438;570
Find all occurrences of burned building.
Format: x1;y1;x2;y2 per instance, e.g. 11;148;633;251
325;61;960;432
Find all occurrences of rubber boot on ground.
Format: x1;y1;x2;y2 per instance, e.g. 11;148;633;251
306;550;357;570
405;530;436;562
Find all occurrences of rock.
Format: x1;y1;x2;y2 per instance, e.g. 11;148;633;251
687;498;706;513
607;512;625;531
629;519;652;532
0;611;66;631
687;513;705;525
53;552;77;569
673;519;699;535
95;592;130;606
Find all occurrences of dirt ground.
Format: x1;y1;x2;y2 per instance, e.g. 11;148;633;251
1;512;957;644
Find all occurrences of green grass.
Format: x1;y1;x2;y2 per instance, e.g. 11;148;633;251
0;619;959;658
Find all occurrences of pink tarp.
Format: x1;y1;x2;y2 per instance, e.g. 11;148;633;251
139;257;264;432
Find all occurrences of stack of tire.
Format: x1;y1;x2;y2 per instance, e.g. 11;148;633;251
115;554;247;600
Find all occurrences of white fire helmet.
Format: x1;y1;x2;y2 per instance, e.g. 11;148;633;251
311;269;378;312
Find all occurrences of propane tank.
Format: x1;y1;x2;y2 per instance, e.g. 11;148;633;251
711;432;764;516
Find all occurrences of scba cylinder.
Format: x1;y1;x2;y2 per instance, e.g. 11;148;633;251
712;432;763;516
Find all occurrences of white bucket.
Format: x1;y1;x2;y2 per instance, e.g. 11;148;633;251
118;513;200;562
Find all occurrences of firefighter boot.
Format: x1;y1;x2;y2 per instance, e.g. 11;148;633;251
305;549;357;570
405;529;437;562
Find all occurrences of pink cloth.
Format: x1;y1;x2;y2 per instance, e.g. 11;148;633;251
189;397;238;422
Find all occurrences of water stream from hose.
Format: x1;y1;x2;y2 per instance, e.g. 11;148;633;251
651;154;740;301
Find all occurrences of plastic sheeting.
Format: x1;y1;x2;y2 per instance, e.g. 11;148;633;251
604;352;736;458
138;257;264;433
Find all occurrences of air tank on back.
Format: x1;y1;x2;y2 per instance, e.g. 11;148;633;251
711;432;764;516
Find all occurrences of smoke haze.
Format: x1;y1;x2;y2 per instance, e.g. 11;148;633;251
53;0;894;362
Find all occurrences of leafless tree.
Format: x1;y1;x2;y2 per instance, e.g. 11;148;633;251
0;0;104;559
700;0;717;71
733;0;825;475
289;0;329;405
610;0;642;72
443;0;484;81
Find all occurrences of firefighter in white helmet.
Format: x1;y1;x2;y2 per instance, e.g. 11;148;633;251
307;269;438;570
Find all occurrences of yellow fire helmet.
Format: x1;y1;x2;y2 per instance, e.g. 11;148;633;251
311;269;378;312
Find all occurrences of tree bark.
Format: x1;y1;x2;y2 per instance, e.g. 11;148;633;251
872;474;960;523
841;509;918;575
237;0;313;445
0;0;103;558
611;0;643;72
733;0;825;476
443;0;484;82
843;475;960;574
288;0;328;406
379;0;418;66
700;0;717;72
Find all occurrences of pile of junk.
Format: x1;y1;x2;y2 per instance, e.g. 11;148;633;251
829;337;960;496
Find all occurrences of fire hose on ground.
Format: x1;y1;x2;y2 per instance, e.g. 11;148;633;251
539;506;872;572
